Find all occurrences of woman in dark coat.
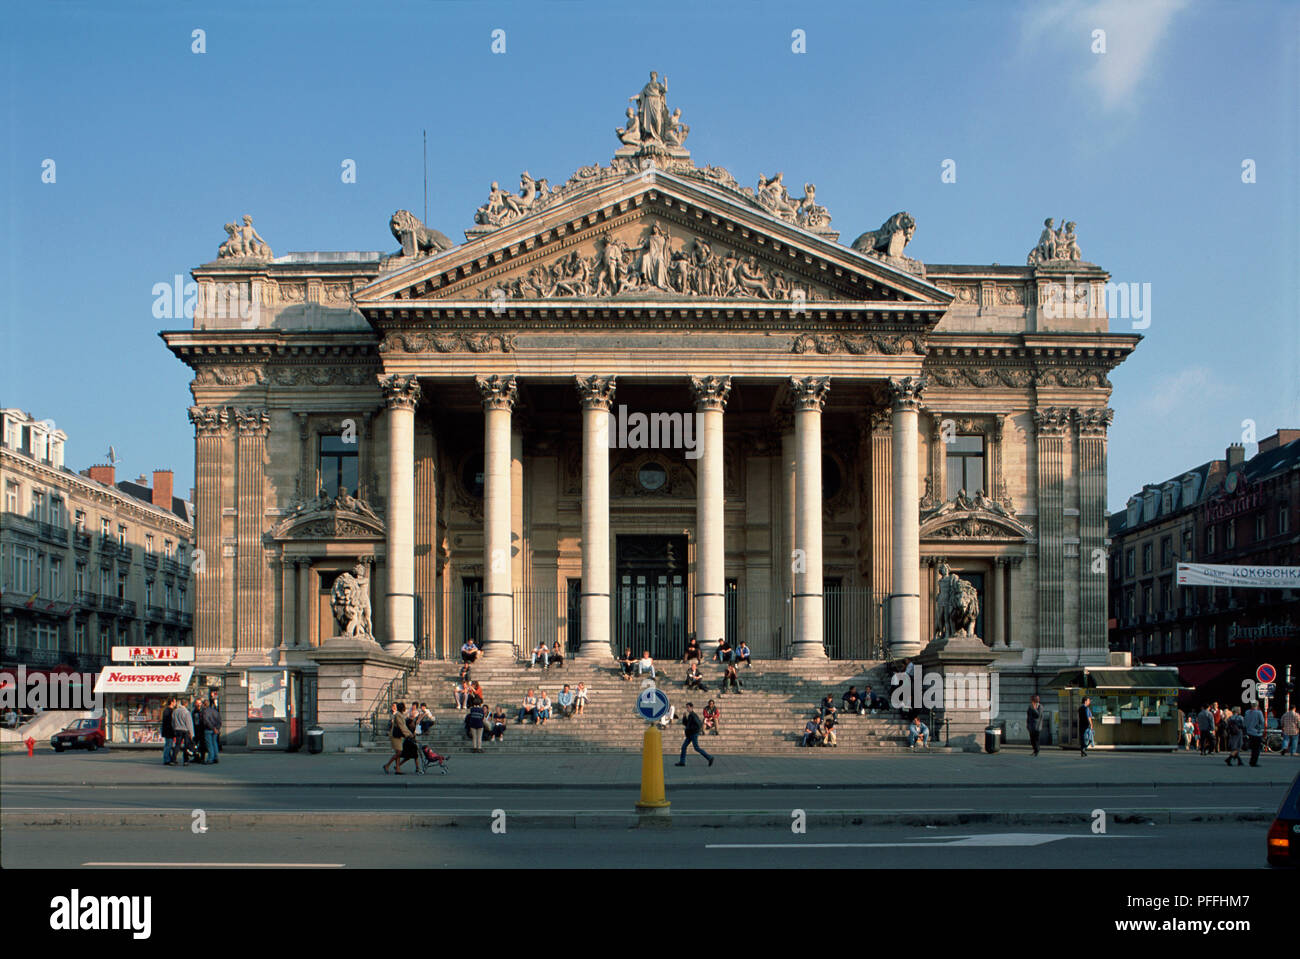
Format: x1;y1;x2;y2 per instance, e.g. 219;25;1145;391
1224;708;1245;766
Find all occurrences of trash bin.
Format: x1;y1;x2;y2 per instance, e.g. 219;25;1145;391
984;725;1002;754
306;726;324;754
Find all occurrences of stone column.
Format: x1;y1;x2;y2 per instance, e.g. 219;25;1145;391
575;375;616;661
777;409;796;655
280;557;296;651
1076;408;1114;664
1033;407;1071;661
187;406;228;656
789;376;830;660
690;376;731;649
991;557;1006;647
868;408;893;654
477;374;518;660
296;560;311;647
233;408;270;655
888;376;926;658
380;374;421;657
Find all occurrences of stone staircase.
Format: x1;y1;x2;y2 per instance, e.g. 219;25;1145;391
365;659;941;754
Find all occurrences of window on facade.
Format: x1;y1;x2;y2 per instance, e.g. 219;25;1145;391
117;572;127;600
49;496;63;526
145;580;154;607
1281;508;1290;535
1125;549;1134;577
165;539;173;558
74;509;85;531
75;564;85;594
1225;521;1235;549
31;490;44;521
74;624;85;653
3;620;16;650
100;517;110;537
11;546;33;593
1142;543;1152;573
1255;514;1266;541
1126;590;1135;620
146;534;154;554
319;433;359;499
1181;529;1193;559
1205;526;1215;553
99;568;110;596
1160;536;1171;569
1160;578;1172;611
945;434;985;496
50;559;61;601
4;482;17;513
117;524;127;546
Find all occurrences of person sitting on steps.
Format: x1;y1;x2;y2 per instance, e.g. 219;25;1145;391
489;705;507;742
529;642;550;670
516;689;539;724
682;636;701;664
550;640;565;670
536;691;552;726
558;684;576;718
637;650;656;679
575;682;590;715
685;662;707;691
819;694;838;722
620;648;637;681
842;686;863;715
802;714;824;747
702;699;720;735
461;639;480;664
713;637;733;663
735;641;751;667
719;661;742;695
907;715;930;750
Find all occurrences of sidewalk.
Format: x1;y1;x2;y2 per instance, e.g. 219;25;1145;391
4;745;1298;790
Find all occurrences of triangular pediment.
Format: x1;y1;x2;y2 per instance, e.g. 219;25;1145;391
353;171;953;315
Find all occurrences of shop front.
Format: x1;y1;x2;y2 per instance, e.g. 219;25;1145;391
1048;665;1190;750
95;662;198;747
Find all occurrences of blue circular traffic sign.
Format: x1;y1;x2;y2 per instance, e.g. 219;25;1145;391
636;687;671;722
1257;663;1276;684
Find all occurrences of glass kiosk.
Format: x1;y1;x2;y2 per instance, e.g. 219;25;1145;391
244;667;304;750
1048;665;1190;750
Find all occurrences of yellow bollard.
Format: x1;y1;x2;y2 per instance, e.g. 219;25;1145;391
636;722;671;817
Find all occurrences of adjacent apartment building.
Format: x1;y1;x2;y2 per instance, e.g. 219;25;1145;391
1108;430;1300;707
0;410;194;674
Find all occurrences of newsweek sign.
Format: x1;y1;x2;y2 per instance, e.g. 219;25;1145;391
110;646;195;663
1176;563;1300;589
94;666;195;694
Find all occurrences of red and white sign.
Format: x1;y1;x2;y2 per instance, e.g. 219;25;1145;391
1257;663;1277;684
110;646;195;663
94;666;195;694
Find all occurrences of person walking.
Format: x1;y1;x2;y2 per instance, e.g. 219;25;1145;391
1197;705;1215;756
384;702;413;774
1078;696;1093;757
1224;707;1245;766
1027;694;1043;757
199;698;222;764
466;700;487;753
172;696;195;766
674;702;714;767
1281;705;1300;757
1244;701;1266;766
161;698;176;766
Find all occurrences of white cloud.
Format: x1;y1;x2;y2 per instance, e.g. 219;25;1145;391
1020;0;1191;110
1136;365;1235;417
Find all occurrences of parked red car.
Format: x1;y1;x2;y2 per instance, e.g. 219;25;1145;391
1267;770;1300;868
50;716;106;752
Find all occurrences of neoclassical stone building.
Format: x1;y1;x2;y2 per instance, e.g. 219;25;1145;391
163;76;1137;731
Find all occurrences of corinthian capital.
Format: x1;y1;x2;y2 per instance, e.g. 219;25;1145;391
379;373;422;411
689;375;732;412
788;375;831;412
1032;406;1072;436
575;374;617;411
232;407;271;436
1074;406;1115;436
476;374;518;411
187;406;229;436
887;375;927;412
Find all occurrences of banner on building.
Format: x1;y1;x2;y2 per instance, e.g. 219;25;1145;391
1176;563;1300;589
93;666;195;694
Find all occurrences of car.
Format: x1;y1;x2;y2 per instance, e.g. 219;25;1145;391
50;716;106;752
1267;769;1300;868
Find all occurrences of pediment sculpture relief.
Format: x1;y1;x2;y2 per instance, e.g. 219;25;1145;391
274;486;385;540
481;223;825;301
920;488;1030;540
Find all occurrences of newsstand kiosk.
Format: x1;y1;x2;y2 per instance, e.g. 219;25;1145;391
95;645;198;748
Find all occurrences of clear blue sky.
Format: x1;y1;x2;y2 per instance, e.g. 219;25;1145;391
3;0;1297;511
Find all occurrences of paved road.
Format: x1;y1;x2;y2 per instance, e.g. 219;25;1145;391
0;822;1268;869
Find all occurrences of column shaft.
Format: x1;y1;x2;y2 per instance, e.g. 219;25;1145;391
576;376;615;661
790;376;829;659
690;376;731;648
296;560;311;648
888;377;926;658
478;375;518;660
381;374;421;656
991;559;1006;647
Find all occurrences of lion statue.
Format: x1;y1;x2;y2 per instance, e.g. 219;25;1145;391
936;560;981;640
390;210;454;257
852;212;917;259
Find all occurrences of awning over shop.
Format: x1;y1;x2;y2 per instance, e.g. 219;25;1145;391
1046;667;1190;690
93;666;194;694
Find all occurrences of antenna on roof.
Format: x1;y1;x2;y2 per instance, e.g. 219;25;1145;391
107;445;118;466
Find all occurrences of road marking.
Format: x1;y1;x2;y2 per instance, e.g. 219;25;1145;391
707;832;1134;849
82;862;345;868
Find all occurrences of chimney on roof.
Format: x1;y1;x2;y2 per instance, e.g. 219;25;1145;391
152;470;174;511
1226;443;1245;468
1258;429;1300;454
87;464;115;486
136;473;148;486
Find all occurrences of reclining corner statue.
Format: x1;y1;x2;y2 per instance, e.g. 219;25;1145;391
935;560;980;639
330;562;374;639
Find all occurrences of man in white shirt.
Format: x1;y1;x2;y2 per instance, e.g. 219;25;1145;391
637;651;655;678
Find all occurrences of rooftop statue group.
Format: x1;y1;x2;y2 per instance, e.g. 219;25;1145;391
1027;217;1083;265
216;215;272;260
